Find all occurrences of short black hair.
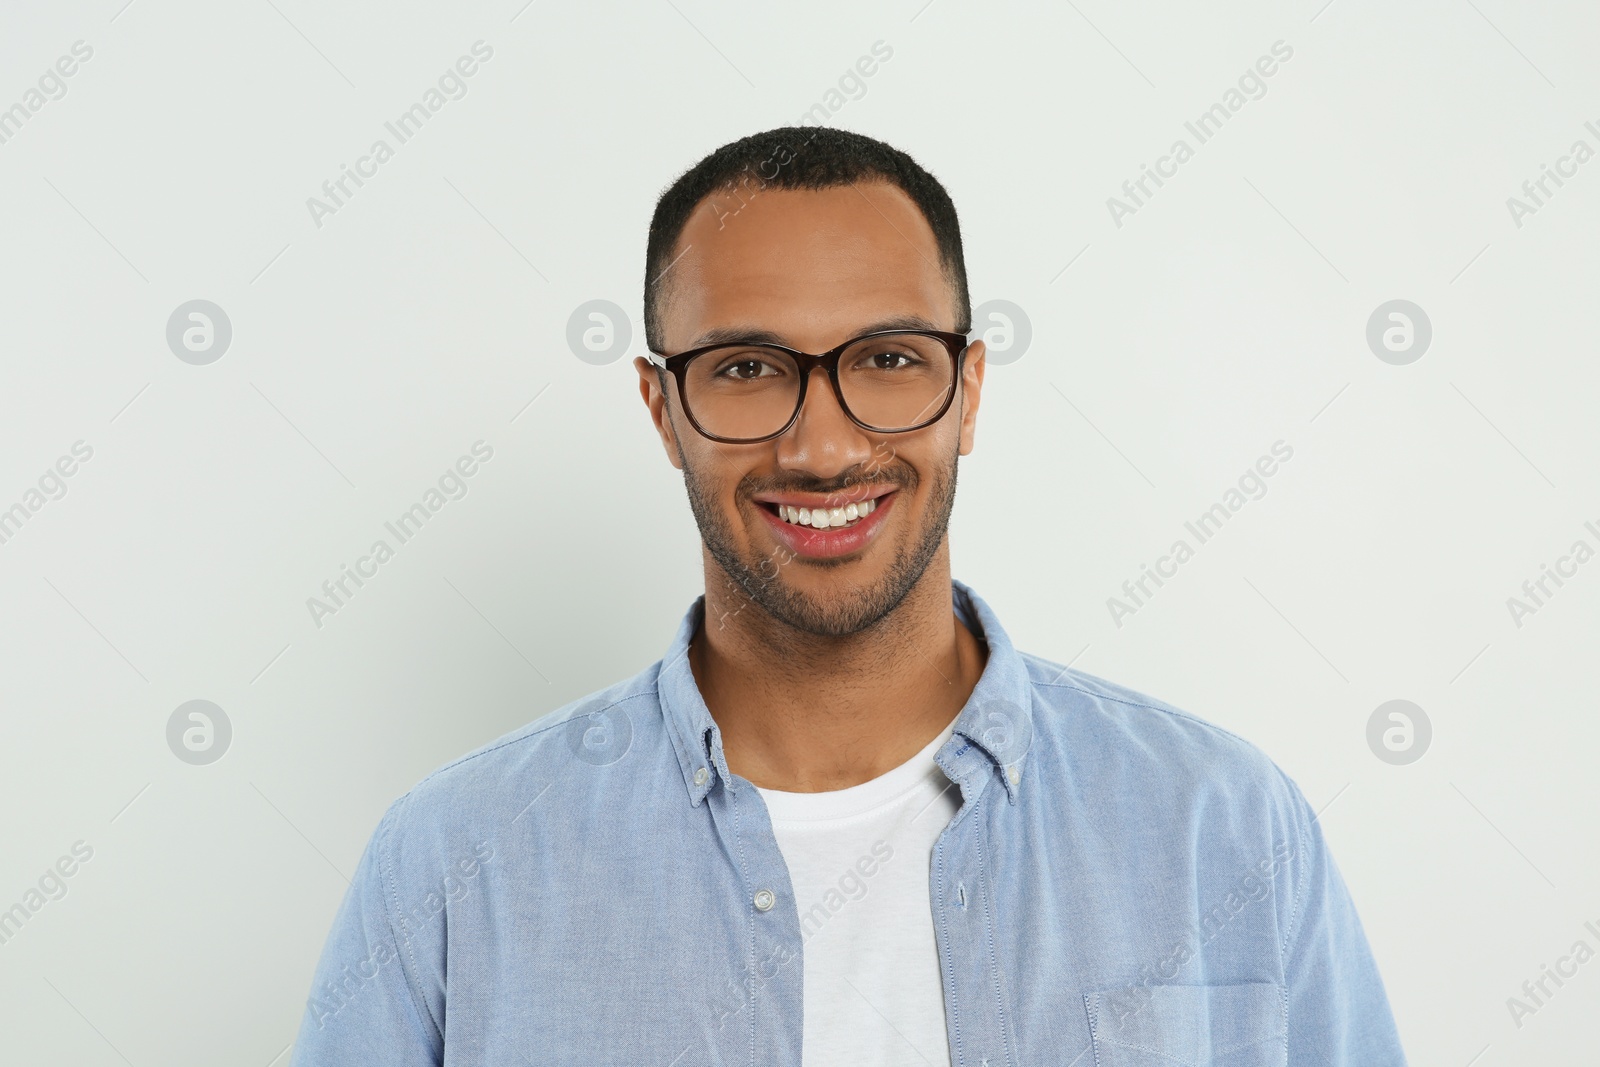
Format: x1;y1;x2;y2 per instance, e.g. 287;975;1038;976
643;126;970;353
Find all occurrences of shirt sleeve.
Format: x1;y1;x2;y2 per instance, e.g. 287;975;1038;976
1278;771;1408;1066
288;798;444;1067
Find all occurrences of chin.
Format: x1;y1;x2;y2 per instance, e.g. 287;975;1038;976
753;551;930;637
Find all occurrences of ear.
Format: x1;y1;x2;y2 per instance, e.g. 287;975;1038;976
635;356;685;470
956;339;986;456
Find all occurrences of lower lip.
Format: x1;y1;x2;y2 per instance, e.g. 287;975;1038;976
756;492;898;560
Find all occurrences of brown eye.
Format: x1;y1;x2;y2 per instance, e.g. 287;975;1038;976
852;346;926;372
708;350;787;381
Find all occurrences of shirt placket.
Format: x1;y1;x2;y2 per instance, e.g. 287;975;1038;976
931;744;1016;1067
701;755;805;1067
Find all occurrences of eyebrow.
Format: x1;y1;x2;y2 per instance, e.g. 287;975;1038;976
687;314;949;350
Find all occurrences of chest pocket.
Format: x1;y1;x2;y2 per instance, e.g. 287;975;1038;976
1083;982;1287;1067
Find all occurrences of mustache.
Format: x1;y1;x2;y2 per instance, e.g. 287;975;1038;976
742;469;912;498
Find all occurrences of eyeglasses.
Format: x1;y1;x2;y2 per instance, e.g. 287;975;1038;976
645;329;971;444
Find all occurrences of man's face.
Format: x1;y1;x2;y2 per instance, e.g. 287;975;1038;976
635;181;985;637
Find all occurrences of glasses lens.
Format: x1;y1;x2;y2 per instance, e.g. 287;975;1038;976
683;345;802;440
837;333;957;431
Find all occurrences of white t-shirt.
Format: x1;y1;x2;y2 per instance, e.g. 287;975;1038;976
755;716;963;1067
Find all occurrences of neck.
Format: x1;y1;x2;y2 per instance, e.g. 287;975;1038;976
688;544;987;792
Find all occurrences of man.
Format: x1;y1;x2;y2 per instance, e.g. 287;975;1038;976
290;127;1407;1066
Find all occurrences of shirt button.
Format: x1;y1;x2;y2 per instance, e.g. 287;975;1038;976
1007;765;1021;784
693;767;709;786
753;889;776;912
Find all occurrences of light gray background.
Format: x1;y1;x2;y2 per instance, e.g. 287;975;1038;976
1;0;1596;1063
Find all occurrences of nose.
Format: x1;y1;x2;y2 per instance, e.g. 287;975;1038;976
774;365;874;479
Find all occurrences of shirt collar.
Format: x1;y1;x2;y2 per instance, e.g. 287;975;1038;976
657;579;1036;807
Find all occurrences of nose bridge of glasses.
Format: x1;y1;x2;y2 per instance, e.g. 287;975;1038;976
793;351;856;425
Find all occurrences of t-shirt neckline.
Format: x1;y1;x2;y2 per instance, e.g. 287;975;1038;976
756;715;959;824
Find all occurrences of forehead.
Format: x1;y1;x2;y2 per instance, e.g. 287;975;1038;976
659;181;954;350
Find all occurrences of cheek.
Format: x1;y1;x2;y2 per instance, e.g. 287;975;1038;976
684;446;758;519
887;437;952;494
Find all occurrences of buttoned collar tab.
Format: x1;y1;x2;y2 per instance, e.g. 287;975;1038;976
658;598;735;806
946;579;1035;804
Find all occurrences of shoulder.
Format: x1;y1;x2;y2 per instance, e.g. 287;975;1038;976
1025;654;1269;761
371;662;666;865
329;664;671;993
1020;651;1308;819
1019;653;1319;943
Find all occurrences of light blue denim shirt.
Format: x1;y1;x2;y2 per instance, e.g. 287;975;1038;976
290;580;1406;1066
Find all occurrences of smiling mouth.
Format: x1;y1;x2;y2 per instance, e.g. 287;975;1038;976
757;496;883;530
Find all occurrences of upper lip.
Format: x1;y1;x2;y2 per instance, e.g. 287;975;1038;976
751;485;897;509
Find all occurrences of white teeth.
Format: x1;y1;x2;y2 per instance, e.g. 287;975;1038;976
772;497;885;529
